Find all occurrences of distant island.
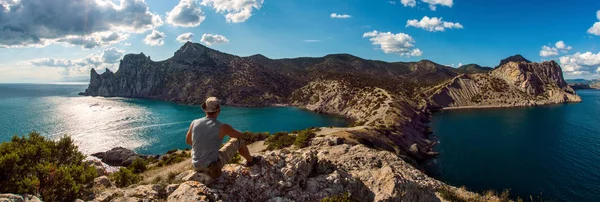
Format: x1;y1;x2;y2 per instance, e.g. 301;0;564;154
75;42;581;201
566;78;600;90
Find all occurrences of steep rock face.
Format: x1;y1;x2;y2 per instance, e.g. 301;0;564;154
290;80;435;162
290;80;395;126
424;60;581;109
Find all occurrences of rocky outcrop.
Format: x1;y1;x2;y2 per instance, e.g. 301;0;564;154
290;80;436;162
0;193;41;202
88;136;495;202
91;147;143;167
424;60;581;109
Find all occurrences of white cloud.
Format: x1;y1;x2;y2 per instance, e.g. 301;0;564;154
540;41;572;57
555;41;572;52
389;1;397;5
304;40;321;43
559;52;600;75
29;47;125;68
0;0;163;48
200;34;229;46
56;32;129;49
362;30;422;57
406;16;463;32
398;0;452;10
401;0;416;7
588;10;600;36
144;30;165;46
176;33;194;43
200;0;264;23
421;0;453;11
24;47;125;79
166;0;205;27
330;13;351;19
540;46;559;57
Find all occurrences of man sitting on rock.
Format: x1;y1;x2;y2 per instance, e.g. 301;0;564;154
186;97;260;179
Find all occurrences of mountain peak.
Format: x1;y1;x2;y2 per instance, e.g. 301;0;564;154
497;54;531;67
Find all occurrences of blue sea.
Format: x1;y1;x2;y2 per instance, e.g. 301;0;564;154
427;89;600;201
0;83;348;155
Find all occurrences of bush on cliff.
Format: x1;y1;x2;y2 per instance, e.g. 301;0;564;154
110;167;141;188
241;131;270;144
128;157;148;174
293;129;316;148
0;132;97;201
265;132;295;150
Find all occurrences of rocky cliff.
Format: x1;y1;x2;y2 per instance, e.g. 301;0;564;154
84;42;460;106
85;133;503;202
424;60;581;109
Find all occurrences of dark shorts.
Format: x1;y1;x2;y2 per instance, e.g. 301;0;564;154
194;138;244;178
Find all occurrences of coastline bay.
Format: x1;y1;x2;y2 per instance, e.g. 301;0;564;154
427;89;600;201
0;83;348;155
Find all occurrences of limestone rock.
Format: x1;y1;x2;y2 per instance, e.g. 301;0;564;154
94;176;114;189
124;184;164;199
93;189;123;202
0;194;23;202
86;159;107;176
165;184;180;196
425;60;581;109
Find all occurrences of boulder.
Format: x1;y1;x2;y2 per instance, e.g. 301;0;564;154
85;159;107;176
93;189;123;202
165;184;180;196
124;184;164;199
94;176;114;189
94;147;139;167
0;194;23;202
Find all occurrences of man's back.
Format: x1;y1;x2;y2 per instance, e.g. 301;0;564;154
191;117;223;168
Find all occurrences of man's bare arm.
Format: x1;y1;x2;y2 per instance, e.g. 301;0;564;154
220;124;244;139
186;122;193;146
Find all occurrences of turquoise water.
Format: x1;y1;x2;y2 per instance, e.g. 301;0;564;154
427;90;600;201
0;83;348;155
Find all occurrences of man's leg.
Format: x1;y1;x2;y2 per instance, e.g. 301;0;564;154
218;138;251;165
238;143;252;163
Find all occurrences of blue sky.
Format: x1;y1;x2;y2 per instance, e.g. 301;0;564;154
1;0;600;82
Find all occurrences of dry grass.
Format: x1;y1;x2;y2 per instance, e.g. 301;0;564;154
141;156;192;184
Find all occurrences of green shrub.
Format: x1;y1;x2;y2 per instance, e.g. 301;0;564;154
156;152;188;167
128;157;148;174
241;131;270;144
0;132;97;201
265;132;295;150
111;167;141;188
229;153;242;164
293;129;316;148
321;192;356;202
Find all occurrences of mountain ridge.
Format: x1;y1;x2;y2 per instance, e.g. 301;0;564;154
83;42;580;163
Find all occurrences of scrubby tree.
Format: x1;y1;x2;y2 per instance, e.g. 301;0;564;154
0;132;97;201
